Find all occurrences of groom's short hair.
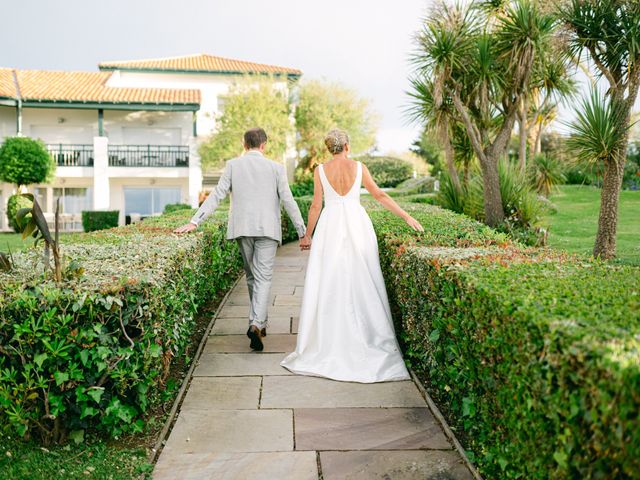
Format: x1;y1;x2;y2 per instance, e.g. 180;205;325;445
244;128;268;149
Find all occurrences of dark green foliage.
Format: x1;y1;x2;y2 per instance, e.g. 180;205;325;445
290;171;315;198
361;156;414;188
371;203;640;479
282;197;312;241
0;137;55;187
81;211;119;233
6;194;33;233
163;203;192;214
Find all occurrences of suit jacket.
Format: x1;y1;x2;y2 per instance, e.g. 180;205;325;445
190;150;306;243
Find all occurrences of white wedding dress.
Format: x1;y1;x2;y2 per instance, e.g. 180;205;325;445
280;161;410;383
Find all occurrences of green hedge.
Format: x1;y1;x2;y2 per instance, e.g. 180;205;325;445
163;203;192;214
0;209;243;442
6;194;32;233
369;203;640;479
361;156;414;188
81;210;119;232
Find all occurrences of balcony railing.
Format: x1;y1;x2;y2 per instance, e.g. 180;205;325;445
47;144;94;167
108;145;189;168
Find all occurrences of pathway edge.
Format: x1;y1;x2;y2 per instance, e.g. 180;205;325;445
409;368;484;480
148;274;243;464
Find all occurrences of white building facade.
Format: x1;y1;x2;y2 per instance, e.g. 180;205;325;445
0;54;301;230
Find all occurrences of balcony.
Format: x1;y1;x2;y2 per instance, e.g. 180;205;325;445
47;144;94;167
108;145;189;168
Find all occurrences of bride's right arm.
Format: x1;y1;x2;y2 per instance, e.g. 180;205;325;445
304;168;324;240
362;164;424;232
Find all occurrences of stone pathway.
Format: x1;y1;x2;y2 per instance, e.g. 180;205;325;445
153;243;473;479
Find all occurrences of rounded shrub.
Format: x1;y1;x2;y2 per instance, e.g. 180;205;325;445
6;194;33;233
0;137;55;186
362;156;414;188
81;210;119;232
163;203;192;214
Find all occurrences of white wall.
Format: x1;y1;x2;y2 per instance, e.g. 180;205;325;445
22;108;98;143
0;106;16;140
103;110;191;145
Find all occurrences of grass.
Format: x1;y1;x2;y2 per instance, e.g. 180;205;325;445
0;233;74;252
0;434;152;480
547;185;640;265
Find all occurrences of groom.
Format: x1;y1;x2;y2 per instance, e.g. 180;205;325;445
174;127;307;351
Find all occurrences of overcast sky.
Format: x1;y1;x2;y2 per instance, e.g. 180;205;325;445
1;0;431;153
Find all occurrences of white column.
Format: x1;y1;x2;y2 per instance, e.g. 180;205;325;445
188;136;202;208
93;137;110;210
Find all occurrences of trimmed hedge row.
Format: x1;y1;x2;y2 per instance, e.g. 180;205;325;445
81;210;119;232
0;209;242;443
369;203;640;479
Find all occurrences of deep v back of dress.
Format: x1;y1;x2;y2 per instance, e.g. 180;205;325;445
280;161;409;383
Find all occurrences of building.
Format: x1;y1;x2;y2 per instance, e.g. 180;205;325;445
0;54;302;231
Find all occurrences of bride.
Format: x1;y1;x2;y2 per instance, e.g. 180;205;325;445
280;129;424;383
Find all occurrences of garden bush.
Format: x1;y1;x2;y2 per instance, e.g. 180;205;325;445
361;156;414;188
0;209;243;443
393;176;436;195
370;202;640;479
81;210;119;232
6;194;33;233
163;203;192;214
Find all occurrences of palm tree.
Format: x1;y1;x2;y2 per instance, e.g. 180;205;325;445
411;0;557;227
560;0;640;259
407;78;463;193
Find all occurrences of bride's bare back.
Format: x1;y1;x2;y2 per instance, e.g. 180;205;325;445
320;159;358;196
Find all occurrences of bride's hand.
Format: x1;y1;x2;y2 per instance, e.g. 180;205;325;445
299;235;312;251
405;215;424;232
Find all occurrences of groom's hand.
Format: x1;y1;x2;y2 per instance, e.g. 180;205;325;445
174;223;197;234
299;235;311;251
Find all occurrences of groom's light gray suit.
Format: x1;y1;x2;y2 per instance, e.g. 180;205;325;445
190;150;306;329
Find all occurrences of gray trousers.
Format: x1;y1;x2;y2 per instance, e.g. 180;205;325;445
236;237;279;329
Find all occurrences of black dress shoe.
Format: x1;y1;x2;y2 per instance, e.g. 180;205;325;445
261;328;267;337
246;327;264;351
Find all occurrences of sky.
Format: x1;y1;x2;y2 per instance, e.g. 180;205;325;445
0;0;431;153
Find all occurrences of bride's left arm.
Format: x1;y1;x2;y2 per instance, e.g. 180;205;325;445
362;164;424;232
300;168;324;247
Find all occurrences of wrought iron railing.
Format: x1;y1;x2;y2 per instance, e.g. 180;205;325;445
47;144;94;167
108;145;189;168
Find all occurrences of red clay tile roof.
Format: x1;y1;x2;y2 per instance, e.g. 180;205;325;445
0;69;200;106
98;53;302;76
0;68;16;98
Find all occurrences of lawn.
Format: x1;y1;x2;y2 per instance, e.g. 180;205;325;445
1;232;75;252
547;185;640;265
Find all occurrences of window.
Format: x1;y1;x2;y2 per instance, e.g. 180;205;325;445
34;187;48;212
53;187;92;214
124;187;181;216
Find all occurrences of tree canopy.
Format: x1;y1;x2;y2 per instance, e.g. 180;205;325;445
0;136;55;187
199;79;293;168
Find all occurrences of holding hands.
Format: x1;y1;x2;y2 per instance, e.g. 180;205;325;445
300;234;312;251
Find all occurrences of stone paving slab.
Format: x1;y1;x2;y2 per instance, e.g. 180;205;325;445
319;450;474;480
261;376;426;409
220;304;301;318
210;316;291;335
204;334;298;353
294;408;450;451
273;295;302;306
154;451;318;480
180;377;261;410
162;409;293;454
194;353;293;377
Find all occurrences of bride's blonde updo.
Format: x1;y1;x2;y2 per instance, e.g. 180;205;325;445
324;129;350;155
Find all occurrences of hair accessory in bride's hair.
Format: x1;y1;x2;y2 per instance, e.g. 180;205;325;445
324;129;350;155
